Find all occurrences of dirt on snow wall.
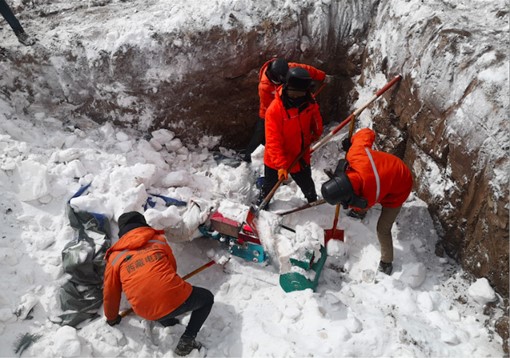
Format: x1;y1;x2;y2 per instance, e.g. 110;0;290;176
0;0;508;326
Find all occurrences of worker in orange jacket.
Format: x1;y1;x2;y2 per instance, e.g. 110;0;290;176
259;67;323;207
321;128;413;275
243;57;328;163
103;211;214;356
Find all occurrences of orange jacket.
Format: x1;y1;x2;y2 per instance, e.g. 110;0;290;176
258;59;326;119
264;88;323;173
346;128;413;208
103;227;192;321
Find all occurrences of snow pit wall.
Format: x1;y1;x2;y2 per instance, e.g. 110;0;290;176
0;0;508;302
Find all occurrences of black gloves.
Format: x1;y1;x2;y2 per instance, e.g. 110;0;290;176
342;136;352;152
107;315;122;326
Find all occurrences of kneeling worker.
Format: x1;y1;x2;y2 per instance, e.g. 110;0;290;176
103;211;214;356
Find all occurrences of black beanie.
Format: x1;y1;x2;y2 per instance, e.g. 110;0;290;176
118;211;149;238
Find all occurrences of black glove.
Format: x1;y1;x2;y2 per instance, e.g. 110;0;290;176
107;315;122;326
342;136;352;152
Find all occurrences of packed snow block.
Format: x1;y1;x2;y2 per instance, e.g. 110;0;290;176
151;129;175;145
160;170;187;188
287;223;323;269
137;140;168;168
468;278;497;305
157;198;214;242
52;326;82;357
399;262;427;288
108;163;159;193
260;219;323;273
255;210;286;269
253;214;329;292
17;160;50;202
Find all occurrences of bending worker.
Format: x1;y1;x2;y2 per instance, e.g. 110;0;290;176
321;128;413;275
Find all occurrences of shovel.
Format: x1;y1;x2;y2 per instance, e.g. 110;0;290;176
322;93;358;242
275;198;327;216
246;74;402;234
280;204;343;243
276;75;403;220
324;203;344;243
245;146;308;236
310;74;402;154
279;218;344;293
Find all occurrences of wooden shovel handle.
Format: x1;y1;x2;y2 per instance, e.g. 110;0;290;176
328;204;341;239
182;260;215;280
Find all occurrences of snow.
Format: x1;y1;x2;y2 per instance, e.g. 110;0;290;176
468;278;497;305
0;0;507;356
0;108;505;357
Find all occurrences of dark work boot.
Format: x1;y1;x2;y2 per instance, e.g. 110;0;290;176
174;335;203;356
378;261;393;275
306;194;318;204
16;32;36;46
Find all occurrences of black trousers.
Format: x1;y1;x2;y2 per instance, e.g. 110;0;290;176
0;0;24;35
262;164;317;204
244;118;265;162
157;286;214;338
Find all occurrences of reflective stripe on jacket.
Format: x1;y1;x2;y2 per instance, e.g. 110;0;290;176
258;59;326;119
103;227;192;321
264;88;323;173
346;128;413;208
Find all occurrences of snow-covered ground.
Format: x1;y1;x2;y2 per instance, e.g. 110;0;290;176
0;93;505;356
1;0;507;356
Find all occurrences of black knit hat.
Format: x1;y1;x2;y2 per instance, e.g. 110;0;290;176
118;211;149;238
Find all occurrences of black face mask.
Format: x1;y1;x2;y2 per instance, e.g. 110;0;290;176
282;89;311;111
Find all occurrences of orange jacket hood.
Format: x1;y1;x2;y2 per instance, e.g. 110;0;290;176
105;227;159;260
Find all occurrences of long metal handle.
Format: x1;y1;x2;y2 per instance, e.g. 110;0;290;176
277;198;327;216
311;74;402;153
